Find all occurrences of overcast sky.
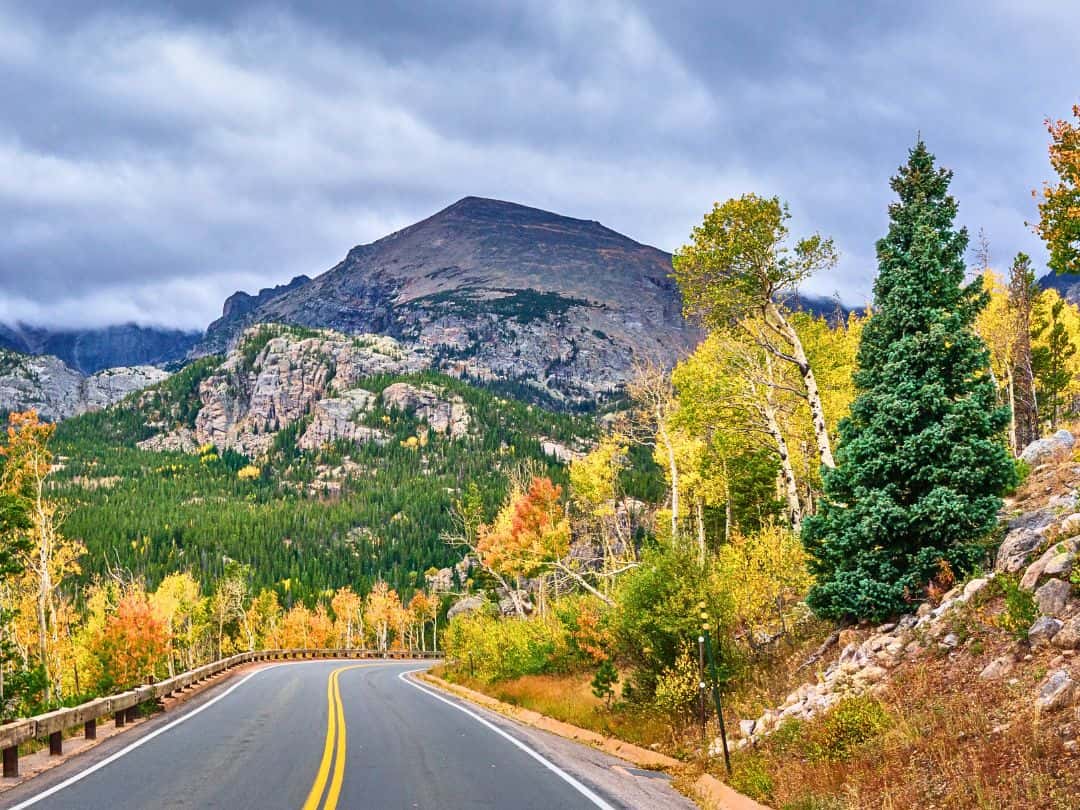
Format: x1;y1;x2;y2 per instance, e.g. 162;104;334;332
1;1;1078;330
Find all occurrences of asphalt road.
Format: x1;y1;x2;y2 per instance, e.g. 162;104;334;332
0;661;696;810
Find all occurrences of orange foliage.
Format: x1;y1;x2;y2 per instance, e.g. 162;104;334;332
0;410;54;494
569;599;612;665
92;592;169;691
477;477;570;579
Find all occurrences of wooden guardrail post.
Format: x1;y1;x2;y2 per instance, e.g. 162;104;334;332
3;744;17;778
49;730;62;756
84;717;96;740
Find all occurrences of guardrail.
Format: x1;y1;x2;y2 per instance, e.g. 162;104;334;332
0;648;439;777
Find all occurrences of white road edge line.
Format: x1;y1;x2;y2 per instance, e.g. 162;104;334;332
6;664;284;810
399;669;617;810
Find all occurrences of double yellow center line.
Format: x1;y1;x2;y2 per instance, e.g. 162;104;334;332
302;664;369;810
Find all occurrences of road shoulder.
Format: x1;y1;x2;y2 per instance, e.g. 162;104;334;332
413;670;770;810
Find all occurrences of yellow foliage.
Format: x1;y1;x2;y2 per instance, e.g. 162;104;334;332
714;520;812;644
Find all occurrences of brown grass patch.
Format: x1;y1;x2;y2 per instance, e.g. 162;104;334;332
726;593;1080;809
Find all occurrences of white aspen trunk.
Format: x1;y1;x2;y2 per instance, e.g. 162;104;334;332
762;379;803;530
656;411;680;541
695;498;706;565
1006;367;1018;456
722;456;732;544
765;301;835;469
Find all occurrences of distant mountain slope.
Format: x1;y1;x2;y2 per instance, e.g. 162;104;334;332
0;348;170;421
198;196;703;406
0;323;200;374
1038;270;1080;303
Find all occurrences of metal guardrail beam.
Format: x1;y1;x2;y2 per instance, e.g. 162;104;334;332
0;649;440;777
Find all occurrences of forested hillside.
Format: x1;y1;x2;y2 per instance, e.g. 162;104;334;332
51;348;596;606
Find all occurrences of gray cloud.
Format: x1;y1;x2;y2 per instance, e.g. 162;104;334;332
0;0;1076;328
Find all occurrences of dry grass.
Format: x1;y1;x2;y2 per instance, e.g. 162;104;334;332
444;669;678;749
726;590;1080;810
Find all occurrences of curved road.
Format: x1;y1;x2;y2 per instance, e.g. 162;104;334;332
0;662;695;809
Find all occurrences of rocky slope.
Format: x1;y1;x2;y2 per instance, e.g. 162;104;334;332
197;197;703;406
0;349;170;421
138;324;476;459
0;323;199;374
735;428;1080;752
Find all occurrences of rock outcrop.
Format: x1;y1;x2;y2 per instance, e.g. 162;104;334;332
298;389;388;450
0;349;169;421
139;326;483;459
382;382;471;438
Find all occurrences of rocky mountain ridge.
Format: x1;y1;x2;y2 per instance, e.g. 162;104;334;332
0;349;170;421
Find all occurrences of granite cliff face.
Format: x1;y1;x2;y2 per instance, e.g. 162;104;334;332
197;197;703;406
0;349;170;421
139;325;468;458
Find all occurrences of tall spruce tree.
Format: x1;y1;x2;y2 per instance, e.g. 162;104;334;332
801;142;1016;621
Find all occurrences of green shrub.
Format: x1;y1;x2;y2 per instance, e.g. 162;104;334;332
771;717;807;754
612;542;736;699
805;695;891;761
730;755;774;801
590;660;619;707
996;574;1038;639
1005;459;1031;495
443;611;568;682
651;647;700;722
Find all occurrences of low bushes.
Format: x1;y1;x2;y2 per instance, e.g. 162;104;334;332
443;611;568;682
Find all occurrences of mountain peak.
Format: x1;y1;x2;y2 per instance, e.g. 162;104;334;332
199;197;701;405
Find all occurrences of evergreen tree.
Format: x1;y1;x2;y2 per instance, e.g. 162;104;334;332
801;142;1015;621
1031;293;1077;430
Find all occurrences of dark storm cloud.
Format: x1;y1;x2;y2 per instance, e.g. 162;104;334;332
0;0;1077;328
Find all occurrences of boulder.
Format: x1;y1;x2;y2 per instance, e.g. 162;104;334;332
1060;513;1080;536
996;528;1047;573
1043;547;1078;578
979;655;1015;680
1029;616;1064;646
739;719;756;738
424;567;454;593
1037;670;1078;711
1020;538;1078;590
446;595;486;620
856;665;888;685
1035;578;1074;617
498;590;534;617
1020;429;1075;465
1052;616;1080;650
963;577;991;600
